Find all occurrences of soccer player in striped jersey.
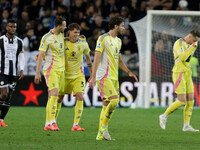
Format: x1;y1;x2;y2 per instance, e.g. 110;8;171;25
57;23;92;131
0;19;25;127
159;30;200;132
34;16;66;131
89;17;138;140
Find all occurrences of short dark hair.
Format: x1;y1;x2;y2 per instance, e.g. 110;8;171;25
108;17;124;30
190;30;200;37
68;23;81;31
7;19;16;25
54;16;66;27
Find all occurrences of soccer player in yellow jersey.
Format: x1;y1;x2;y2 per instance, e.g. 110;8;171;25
159;30;200;132
34;16;66;131
57;23;92;131
89;17;138;140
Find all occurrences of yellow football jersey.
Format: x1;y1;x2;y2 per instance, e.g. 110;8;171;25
172;38;197;72
39;31;65;71
64;38;90;79
95;33;122;80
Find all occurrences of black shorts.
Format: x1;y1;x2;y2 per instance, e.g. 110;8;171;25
0;74;17;90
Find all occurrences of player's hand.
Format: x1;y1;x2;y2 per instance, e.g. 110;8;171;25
34;73;41;84
19;70;24;80
128;71;138;82
89;77;96;89
192;42;198;47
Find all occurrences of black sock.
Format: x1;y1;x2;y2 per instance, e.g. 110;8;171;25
0;105;10;120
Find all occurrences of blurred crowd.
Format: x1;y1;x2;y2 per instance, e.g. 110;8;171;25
0;0;199;55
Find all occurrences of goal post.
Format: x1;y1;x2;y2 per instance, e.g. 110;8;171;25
130;10;200;108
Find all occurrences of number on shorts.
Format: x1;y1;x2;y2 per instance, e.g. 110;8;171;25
81;81;84;87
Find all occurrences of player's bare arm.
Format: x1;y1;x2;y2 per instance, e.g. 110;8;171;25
89;51;101;88
34;51;45;84
18;52;25;80
35;53;46;61
118;55;138;82
85;54;92;82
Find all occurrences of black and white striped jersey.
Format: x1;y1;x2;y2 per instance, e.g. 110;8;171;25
0;35;24;76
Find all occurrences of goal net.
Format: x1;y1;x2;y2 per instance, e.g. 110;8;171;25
130;10;200;108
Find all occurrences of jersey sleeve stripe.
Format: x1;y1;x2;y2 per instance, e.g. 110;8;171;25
99;33;109;42
42;32;51;42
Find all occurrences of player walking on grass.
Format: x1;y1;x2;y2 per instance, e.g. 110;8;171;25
34;16;66;131
0;19;25;127
57;23;92;131
159;30;200;132
89;17;138;140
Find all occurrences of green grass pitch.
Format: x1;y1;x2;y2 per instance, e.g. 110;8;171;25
0;107;200;150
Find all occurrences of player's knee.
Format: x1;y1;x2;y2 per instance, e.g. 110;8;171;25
49;88;59;96
103;101;110;106
76;93;83;100
57;96;64;103
1;93;8;100
187;94;194;101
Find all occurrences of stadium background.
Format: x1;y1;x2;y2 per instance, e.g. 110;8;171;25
1;0;200;107
2;1;200;150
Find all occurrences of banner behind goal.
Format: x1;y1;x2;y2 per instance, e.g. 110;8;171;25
130;10;200;108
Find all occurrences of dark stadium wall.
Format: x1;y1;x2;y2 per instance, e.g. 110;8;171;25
11;76;137;107
11;76;200;107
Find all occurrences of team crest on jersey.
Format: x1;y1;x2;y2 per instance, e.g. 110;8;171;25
65;47;69;50
54;40;58;43
72;51;76;56
97;42;101;48
110;43;113;46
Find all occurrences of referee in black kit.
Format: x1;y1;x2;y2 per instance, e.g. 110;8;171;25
0;19;25;127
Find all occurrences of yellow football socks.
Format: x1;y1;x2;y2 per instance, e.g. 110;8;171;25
45;99;51;124
74;100;83;124
98;105;107;132
102;98;119;126
55;101;62;120
165;100;185;116
184;100;194;123
48;96;58;123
